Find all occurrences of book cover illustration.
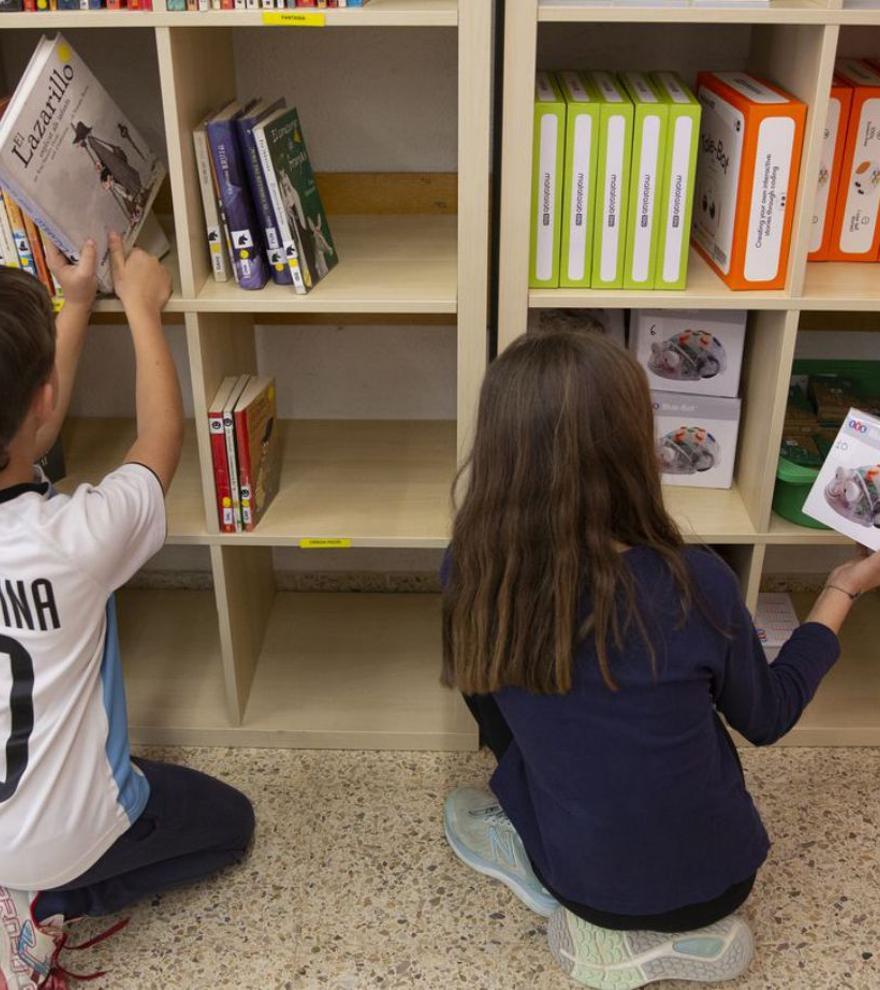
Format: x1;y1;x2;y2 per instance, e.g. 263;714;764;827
259;107;337;290
234;375;281;532
0;35;165;294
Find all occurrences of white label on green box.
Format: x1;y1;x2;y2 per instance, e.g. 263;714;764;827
567;114;593;281
744;116;795;282
600;115;626;283
630;114;662;283
536;114;560;281
662;115;694;283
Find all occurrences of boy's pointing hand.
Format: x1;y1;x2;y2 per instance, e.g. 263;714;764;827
44;237;98;309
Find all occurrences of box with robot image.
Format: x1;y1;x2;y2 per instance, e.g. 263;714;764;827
652;391;741;489
529;72;566;289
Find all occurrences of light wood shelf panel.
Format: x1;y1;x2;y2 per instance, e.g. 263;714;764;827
663;485;758;543
224;419;456;548
194;215;457;314
800;262;880;311
785;591;880;745
240;592;475;750
0;0;457;29
537;1;844;24
118;589;232;747
764;513;852;544
57;418;207;545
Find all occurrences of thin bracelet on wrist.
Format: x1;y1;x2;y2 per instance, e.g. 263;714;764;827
823;583;861;601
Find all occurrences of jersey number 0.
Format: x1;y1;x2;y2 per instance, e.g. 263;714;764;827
0;635;35;803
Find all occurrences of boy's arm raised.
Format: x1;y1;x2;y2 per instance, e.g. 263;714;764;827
109;232;183;493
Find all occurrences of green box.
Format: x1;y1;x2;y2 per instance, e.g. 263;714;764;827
586;71;634;290
620;72;668;291
556;71;601;288
529;72;566;289
651;71;701;290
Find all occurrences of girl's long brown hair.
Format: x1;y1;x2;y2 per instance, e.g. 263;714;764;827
442;329;694;696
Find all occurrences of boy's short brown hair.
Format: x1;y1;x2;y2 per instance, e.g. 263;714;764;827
0;268;56;471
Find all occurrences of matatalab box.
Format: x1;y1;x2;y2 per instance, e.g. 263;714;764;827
529;73;566;288
803;408;880;549
692;72;806;291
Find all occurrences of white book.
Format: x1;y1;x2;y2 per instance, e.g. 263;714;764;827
246;0;259;9
193;118;229;283
252;108;307;294
223;375;251;535
0;34;165;295
0;195;19;269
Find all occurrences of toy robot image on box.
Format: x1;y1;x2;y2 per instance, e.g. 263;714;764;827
824;464;880;529
648;330;727;382
853;159;880;198
698;177;721;238
657;426;720;474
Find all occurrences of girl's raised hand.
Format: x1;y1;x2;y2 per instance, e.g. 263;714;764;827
827;547;880;598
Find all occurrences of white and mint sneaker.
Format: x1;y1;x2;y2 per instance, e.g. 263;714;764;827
0;887;59;989
547;907;755;989
443;786;559;917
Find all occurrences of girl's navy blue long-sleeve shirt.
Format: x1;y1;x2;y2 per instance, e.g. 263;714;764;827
445;546;839;915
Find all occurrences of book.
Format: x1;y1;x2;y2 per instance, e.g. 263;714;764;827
206;101;269;291
3;193;39;278
754;593;799;664
529;73;565;289
0;35;165;294
208;376;240;533
223;375;251;533
193;115;230;282
0;194;20;268
233;375;281;531
0;1;25;10
253;106;337;292
21;208;52;293
235;99;297;288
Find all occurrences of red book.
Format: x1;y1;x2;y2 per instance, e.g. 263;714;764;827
106;0;127;9
233;376;280;533
24;0;37;10
21;212;53;296
208;377;241;534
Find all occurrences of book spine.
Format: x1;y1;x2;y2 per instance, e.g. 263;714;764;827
23;0;36;10
0;196;20;269
106;0;125;9
165;0;186;9
246;0;258;9
252;125;307;294
193;128;230;282
3;195;38;279
22;212;52;294
208;407;236;533
221;0;234;8
235;0;245;9
206;118;269;290
39;229;63;298
198;0;210;10
236;116;294;287
223;405;243;533
234;405;255;532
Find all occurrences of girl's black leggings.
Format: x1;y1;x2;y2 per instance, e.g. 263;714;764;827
463;692;756;934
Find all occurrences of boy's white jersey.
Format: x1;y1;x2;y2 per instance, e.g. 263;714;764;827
0;463;165;890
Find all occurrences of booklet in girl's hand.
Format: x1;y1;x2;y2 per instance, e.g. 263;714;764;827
803;408;880;550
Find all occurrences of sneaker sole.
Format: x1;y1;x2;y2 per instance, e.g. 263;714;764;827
547;911;754;989
443;817;558;917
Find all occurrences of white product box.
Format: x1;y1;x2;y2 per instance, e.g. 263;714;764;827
630;309;746;397
754;593;800;663
652;391;741;489
803;407;880;549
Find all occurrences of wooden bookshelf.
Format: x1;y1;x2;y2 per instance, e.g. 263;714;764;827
498;3;880;747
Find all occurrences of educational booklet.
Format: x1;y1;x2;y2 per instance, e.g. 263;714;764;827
254;106;337;292
208;376;240;534
0;34;165;294
193;116;230;283
206;101;269;291
223;375;251;534
233;375;281;532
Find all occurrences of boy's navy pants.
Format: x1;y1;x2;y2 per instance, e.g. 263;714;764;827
37;759;254;920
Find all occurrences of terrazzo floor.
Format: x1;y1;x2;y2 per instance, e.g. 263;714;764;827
71;746;879;990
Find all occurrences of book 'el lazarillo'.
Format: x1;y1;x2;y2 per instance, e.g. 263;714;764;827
0;34;165;293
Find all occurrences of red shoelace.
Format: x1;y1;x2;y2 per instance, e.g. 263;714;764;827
39;917;129;989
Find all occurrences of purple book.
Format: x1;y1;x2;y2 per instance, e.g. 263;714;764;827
206;101;269;291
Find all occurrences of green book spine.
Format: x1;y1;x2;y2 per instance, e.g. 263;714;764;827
529;72;566;289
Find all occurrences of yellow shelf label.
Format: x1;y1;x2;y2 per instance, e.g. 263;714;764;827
262;11;325;26
299;538;352;549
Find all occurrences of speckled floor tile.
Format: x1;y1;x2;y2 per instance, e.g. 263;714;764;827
68;747;879;990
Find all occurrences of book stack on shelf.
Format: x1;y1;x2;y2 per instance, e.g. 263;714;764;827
195;99;338;294
166;0;366;11
809;58;880;267
0;0;152;10
209;375;281;533
0;34;167;297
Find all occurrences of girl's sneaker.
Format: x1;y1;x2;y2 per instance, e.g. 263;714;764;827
443;786;559;917
547;907;754;989
0;887;60;989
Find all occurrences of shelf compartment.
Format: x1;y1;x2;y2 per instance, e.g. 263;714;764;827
117;588;231;746
194;215;457;315
786;591;880;745
537;1;845;25
800;262;880;312
222;419;455;548
91;241;184;315
57;418;208;545
663;485;758;544
529;250;796;311
763;513;852;545
0;0;457;29
238;591;475;750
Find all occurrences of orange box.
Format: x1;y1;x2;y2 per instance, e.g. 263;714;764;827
827;59;880;263
692;71;806;290
807;74;853;261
